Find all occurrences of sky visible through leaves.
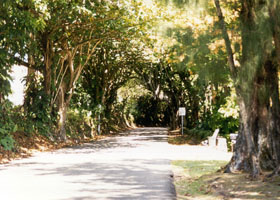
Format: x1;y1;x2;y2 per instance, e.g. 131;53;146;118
8;66;27;105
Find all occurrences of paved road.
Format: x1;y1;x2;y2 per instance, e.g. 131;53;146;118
0;127;231;200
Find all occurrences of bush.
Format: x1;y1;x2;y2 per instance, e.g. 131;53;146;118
0;100;17;150
66;110;92;139
23;75;54;137
187;128;212;141
199;110;239;137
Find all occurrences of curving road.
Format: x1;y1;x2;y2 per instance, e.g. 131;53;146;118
0;127;231;200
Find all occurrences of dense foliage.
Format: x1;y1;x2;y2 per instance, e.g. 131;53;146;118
0;101;17;150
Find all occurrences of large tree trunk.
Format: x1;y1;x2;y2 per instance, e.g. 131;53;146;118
215;0;280;178
227;58;280;176
268;0;280;176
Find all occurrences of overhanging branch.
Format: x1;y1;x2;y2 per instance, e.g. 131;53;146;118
214;0;238;80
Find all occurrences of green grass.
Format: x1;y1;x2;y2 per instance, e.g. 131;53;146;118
168;128;212;145
172;160;280;200
172;160;228;198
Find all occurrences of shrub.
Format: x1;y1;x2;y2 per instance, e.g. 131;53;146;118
188;128;212;141
0;100;17;150
23;75;54;137
66;109;92;139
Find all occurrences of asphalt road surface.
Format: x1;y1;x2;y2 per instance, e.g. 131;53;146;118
0;127;231;200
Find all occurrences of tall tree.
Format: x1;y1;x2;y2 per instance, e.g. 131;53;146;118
214;0;280;177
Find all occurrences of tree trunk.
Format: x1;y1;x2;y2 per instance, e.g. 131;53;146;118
268;1;280;176
57;83;67;141
42;36;53;97
168;95;179;130
170;111;176;130
24;54;36;107
226;58;280;176
215;0;280;177
190;96;199;128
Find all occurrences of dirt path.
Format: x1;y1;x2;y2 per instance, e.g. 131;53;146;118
0;127;231;200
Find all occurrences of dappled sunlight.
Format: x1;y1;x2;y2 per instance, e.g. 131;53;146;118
0;128;178;200
172;161;280;200
202;173;280;200
0;127;234;200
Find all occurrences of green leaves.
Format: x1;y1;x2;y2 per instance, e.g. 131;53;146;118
0;100;17;150
0;135;15;151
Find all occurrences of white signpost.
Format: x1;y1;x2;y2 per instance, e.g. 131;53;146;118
179;107;186;135
98;104;102;135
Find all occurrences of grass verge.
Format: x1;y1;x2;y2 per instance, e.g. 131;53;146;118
168;128;212;145
172;160;280;200
172;160;227;199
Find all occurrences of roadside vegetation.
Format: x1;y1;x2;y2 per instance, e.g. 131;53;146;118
172;160;280;200
168;128;213;145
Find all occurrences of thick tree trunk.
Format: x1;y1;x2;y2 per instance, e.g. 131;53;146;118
237;96;261;177
215;0;280;177
225;122;250;172
226;58;280;176
269;1;280;176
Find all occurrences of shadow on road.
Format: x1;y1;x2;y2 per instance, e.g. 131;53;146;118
32;159;175;199
55;127;169;155
0;127;176;200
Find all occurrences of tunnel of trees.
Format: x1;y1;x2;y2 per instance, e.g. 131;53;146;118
1;0;280;178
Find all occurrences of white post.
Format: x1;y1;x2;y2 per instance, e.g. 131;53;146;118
179;107;186;135
98;104;101;135
181;115;184;135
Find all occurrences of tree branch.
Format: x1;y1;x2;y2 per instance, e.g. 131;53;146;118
11;55;37;70
214;0;238;80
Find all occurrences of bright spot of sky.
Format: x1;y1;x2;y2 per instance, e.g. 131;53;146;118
8;65;27;105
